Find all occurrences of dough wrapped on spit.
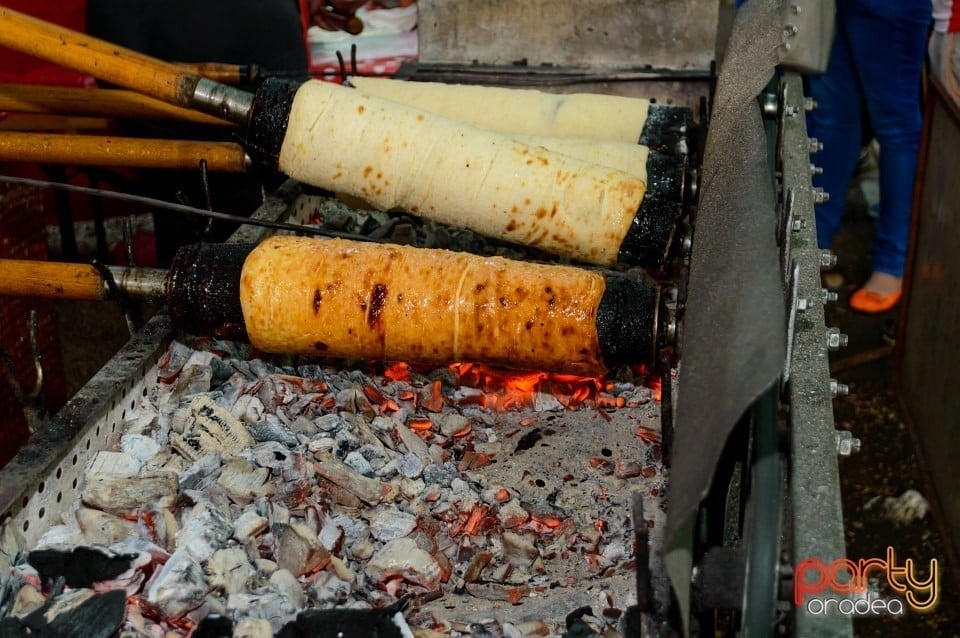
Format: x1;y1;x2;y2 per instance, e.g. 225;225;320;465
167;236;663;377
248;79;685;269
350;76;647;143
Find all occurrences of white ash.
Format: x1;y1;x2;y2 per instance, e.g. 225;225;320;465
7;339;668;636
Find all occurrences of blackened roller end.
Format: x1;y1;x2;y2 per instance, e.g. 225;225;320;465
639;104;693;155
246;78;301;171
168;243;253;341
618;152;685;268
596;277;660;369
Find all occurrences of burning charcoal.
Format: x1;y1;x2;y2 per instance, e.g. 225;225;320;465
370;507;417;542
269;568;305;610
232;510;269;544
365;537;441;589
176;502;233;562
75;508;139;545
87;450;141;477
248;415;301;448
171;396;256;462
533;392;564;413
137;504;179;551
440;414;470;438
499;501;530;529
120;434;162;463
309;570;351;606
421;463;458;488
501;532;539;568
328;555;357;586
463;551;493;583
179;452;223;491
217;459;275;506
10;585;44;618
226;591;297;633
308;438;336;456
344;450;375;477
145;548;209;619
290;416;318;438
234;618;274;638
601;541;628;563
232;395;266;424
614;459;644;480
81;470;178;514
397;453;424;479
314;460;392;505
464;583;530;604
275;599;413;638
315;414;345;433
27;547;136;588
394;423;430;460
276;523;331;576
206;547;255;595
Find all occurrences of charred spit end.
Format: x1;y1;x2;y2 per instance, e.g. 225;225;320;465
639;103;693;156
617;152;686;269
245;77;302;171
596;276;660;369
167;243;253;341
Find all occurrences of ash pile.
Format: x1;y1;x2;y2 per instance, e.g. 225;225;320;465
0;336;669;637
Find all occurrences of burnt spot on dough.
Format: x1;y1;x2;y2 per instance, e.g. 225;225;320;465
474;283;485;294
525;320;534;330
397;293;404;302
417;114;425;122
368;283;387;328
315;341;328;351
357;105;365;114
364;166;373;178
498;296;507;307
477;325;484;334
561;326;574;336
313;289;322;314
506;220;518;232
535;208;547;219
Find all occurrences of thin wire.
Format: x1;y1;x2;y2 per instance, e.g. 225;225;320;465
0;174;378;243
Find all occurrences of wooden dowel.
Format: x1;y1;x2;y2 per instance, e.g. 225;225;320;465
0;6;202;108
0;132;249;172
0;84;231;126
0;115;111;131
0;259;107;301
176;62;250;85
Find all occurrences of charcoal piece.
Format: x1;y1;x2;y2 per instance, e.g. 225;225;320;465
193;614;235;638
276;597;410;638
15;589;125;638
27;547;135;588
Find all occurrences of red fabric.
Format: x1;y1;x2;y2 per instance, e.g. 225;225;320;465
950;0;960;33
0;0;93;86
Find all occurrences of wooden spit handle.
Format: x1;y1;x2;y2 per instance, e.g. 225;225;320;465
176;63;251;86
0;259;108;301
0;132;249;172
0;7;203;109
0;84;231;126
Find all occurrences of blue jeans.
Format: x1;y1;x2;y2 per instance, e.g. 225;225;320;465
806;0;931;277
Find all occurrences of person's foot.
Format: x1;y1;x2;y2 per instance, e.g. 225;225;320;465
849;272;902;314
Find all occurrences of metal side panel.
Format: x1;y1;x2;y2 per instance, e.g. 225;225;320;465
897;78;960;571
0;315;173;549
416;0;718;71
779;74;852;637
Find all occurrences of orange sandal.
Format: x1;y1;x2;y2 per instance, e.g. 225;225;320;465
849;288;902;314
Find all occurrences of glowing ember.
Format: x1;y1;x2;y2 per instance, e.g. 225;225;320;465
449;362;602;411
